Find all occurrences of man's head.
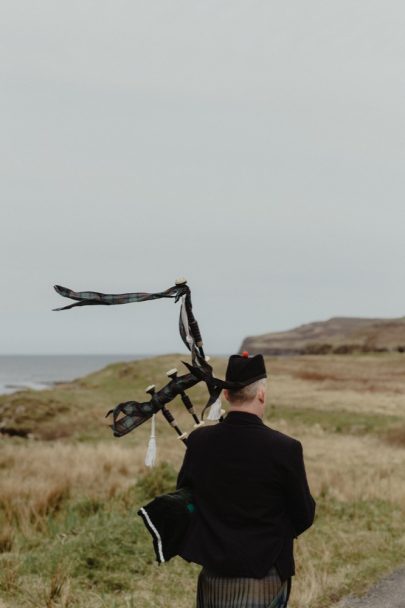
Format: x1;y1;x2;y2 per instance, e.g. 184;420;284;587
222;352;268;418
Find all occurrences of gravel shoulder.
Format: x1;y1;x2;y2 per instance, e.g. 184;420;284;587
333;567;405;608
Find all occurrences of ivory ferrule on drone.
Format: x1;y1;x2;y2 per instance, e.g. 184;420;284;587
166;368;205;428
145;383;188;445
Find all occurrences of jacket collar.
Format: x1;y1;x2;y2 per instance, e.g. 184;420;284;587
223;410;264;426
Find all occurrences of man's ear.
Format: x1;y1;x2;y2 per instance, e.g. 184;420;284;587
223;389;230;403
257;385;265;404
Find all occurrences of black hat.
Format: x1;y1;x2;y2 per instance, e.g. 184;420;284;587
225;351;267;387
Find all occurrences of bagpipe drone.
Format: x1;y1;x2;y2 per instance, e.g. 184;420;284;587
53;278;242;461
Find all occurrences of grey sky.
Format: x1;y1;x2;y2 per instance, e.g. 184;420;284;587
1;1;404;354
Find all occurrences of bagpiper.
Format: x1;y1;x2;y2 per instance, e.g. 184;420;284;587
175;351;315;607
53;279;316;607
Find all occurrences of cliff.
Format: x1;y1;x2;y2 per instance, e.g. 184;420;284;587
241;316;405;355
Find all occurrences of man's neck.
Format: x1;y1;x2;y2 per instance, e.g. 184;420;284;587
228;405;263;419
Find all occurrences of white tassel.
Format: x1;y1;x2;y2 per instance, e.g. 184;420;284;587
207;397;222;421
145;414;157;467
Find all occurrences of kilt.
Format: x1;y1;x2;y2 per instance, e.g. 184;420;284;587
196;566;290;608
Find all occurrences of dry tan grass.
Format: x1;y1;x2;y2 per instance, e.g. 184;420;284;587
2;428;404;517
305;431;405;504
1;427;404;608
261;417;405;506
1;354;404;607
384;426;405;447
0;422;190;546
269;420;405;606
266;354;405;416
0;443;138;532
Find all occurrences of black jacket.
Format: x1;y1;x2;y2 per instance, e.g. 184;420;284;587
176;410;316;581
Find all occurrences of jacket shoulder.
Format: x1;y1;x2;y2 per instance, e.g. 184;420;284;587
187;421;301;450
186;423;216;443
265;426;301;449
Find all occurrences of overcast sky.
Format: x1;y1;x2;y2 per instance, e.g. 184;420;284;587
1;1;404;355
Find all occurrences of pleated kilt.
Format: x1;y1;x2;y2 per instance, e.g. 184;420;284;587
196;566;290;608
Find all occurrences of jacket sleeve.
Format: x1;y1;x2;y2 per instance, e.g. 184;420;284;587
283;440;316;537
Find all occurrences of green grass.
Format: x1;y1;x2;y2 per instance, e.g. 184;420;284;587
1;464;404;608
298;496;405;606
0;464;200;608
1;354;404;607
0;354;221;441
1;353;402;444
269;404;403;440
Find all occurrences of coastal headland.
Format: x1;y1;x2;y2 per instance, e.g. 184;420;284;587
241;316;405;355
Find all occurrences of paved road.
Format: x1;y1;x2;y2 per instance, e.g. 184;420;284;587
334;567;405;608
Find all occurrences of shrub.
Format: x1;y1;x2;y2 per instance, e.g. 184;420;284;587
304;343;333;355
136;462;178;501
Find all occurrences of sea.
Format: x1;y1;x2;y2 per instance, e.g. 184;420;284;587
0;355;146;395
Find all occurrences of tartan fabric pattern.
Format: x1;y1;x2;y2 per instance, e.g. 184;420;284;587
196;566;290;608
53;284;181;310
52;282;203;362
107;400;154;436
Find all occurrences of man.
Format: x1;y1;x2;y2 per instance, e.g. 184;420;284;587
176;352;316;608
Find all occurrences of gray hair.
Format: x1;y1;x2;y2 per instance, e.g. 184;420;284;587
226;378;267;404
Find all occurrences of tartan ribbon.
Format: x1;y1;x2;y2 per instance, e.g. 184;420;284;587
53;282;205;367
53;284;184;309
53;280;220;436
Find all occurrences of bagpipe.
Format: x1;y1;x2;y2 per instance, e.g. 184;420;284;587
53;278;236;464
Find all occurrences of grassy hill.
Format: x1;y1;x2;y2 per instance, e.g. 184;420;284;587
0;353;404;608
241;316;405;355
0;354;227;441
